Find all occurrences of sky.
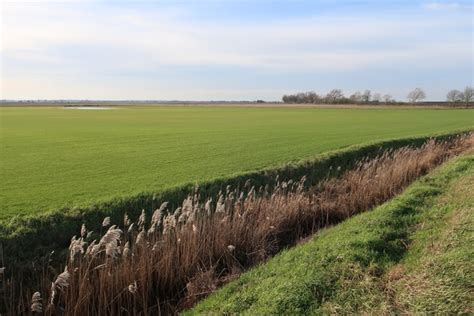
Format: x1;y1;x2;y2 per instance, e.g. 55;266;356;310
1;0;473;101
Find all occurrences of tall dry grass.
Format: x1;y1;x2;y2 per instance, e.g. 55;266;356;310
9;134;474;315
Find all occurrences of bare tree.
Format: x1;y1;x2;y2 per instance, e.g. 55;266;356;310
325;89;344;103
407;88;426;103
349;91;363;103
305;91;320;104
446;89;464;103
282;91;322;104
361;90;371;103
296;92;307;104
383;94;393;103
372;93;382;103
463;86;473;106
282;94;298;103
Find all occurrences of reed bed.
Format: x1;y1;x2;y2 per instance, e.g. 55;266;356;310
8;134;474;315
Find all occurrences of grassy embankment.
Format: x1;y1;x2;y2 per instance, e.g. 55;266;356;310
188;152;473;314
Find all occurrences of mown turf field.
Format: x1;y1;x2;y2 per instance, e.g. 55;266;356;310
1;106;473;218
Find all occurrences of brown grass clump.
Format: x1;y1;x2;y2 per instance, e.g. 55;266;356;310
8;134;474;315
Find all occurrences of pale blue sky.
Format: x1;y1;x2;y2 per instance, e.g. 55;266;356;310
1;0;473;101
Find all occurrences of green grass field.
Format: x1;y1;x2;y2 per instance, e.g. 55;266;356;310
1;106;473;218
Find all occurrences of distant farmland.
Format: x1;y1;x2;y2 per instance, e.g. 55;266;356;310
1;106;473;218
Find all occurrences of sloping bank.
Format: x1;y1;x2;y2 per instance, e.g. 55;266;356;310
0;130;471;265
186;151;473;314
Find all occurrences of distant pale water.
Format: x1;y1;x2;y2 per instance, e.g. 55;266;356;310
64;106;115;110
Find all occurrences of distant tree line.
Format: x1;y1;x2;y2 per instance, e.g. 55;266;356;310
446;86;474;106
282;86;473;106
282;89;395;105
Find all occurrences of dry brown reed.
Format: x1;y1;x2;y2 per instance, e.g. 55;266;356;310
11;134;474;315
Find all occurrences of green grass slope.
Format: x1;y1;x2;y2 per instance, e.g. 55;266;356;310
186;153;474;315
386;169;473;313
1;106;473;217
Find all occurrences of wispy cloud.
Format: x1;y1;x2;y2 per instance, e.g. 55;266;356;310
3;4;469;71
